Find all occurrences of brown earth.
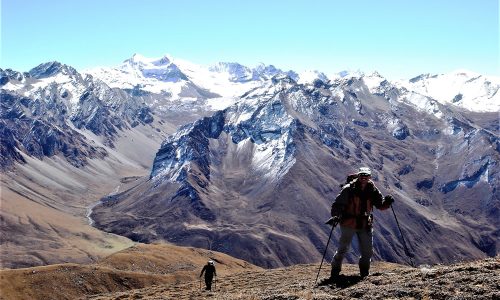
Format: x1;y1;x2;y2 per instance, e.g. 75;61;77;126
1;243;498;300
0;121;178;269
0;243;262;300
86;257;499;300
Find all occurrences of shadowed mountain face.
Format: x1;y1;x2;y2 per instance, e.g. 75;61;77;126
92;76;499;268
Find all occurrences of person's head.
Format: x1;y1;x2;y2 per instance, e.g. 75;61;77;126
357;167;372;185
208;260;214;265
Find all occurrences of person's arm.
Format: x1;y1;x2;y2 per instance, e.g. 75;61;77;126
372;187;393;210
331;186;350;218
200;266;206;277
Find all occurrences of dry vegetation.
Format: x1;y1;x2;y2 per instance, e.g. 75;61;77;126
1;242;498;300
87;257;499;300
0;243;261;300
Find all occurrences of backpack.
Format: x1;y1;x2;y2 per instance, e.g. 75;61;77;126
340;173;358;187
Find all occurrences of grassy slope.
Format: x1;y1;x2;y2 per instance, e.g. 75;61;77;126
87;257;499;300
0;243;262;300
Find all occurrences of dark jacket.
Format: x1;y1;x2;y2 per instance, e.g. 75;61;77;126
331;179;391;229
200;264;216;278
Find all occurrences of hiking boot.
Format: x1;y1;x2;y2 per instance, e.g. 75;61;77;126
359;265;370;279
328;269;340;282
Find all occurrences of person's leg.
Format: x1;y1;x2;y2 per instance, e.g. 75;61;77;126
331;226;355;277
357;228;373;277
205;276;212;290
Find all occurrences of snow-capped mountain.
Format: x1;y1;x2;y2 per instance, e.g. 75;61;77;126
297;70;329;85
86;54;190;96
208;62;254;82
86;54;500;114
92;73;499;268
0;62;159;170
85;54;298;110
397;70;500;112
2;54;499;269
150;76;297;186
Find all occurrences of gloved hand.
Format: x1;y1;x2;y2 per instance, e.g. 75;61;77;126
384;195;395;205
325;216;340;225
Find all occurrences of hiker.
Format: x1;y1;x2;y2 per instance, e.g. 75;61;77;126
328;167;394;280
200;260;217;290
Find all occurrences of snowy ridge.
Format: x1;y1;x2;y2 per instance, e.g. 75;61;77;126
396;70;500;112
84;54;499;113
85;54;189;96
362;71;387;94
2;62;89;108
4;55;498;116
297;70;328;85
150;77;298;184
85;54;302;111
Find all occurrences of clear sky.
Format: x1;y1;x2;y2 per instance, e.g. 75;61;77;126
1;0;499;79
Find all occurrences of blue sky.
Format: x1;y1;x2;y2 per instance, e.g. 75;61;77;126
1;0;498;79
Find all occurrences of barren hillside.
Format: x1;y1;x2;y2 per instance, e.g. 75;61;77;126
0;243;261;300
1;244;498;300
87;257;499;300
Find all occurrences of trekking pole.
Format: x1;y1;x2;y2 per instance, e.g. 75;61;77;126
199;277;201;290
391;205;415;267
214;276;217;291
314;217;338;286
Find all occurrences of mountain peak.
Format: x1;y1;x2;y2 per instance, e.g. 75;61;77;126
119;53;188;83
209;62;253;82
151;54;173;66
404;70;499;112
28;61;79;79
297;70;329;84
271;73;297;85
123;53;175;66
123;53;150;65
409;73;433;83
367;70;383;78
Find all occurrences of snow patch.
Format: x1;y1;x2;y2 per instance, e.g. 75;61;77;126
399;70;500;112
206;97;238;110
2;82;23;91
402;91;443;118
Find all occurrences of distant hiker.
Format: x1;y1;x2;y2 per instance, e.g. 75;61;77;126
200;260;217;290
328;167;394;280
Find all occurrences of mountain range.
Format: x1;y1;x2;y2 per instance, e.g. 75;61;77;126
1;54;499;270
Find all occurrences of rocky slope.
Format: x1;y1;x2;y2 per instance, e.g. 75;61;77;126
92;74;499;268
89;256;500;300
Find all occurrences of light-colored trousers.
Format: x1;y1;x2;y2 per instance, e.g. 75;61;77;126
331;225;373;274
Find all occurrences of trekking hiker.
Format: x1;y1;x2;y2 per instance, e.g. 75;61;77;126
328;167;394;281
200;260;217;290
